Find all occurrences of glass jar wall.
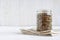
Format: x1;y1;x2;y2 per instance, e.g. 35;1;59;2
37;10;52;32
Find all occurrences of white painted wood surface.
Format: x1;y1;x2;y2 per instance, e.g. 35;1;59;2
0;26;59;40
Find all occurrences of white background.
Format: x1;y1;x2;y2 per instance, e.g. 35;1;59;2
0;0;60;40
0;0;59;26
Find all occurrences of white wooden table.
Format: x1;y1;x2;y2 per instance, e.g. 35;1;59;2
0;26;60;40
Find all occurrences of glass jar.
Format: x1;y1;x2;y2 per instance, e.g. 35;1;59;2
37;10;52;32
